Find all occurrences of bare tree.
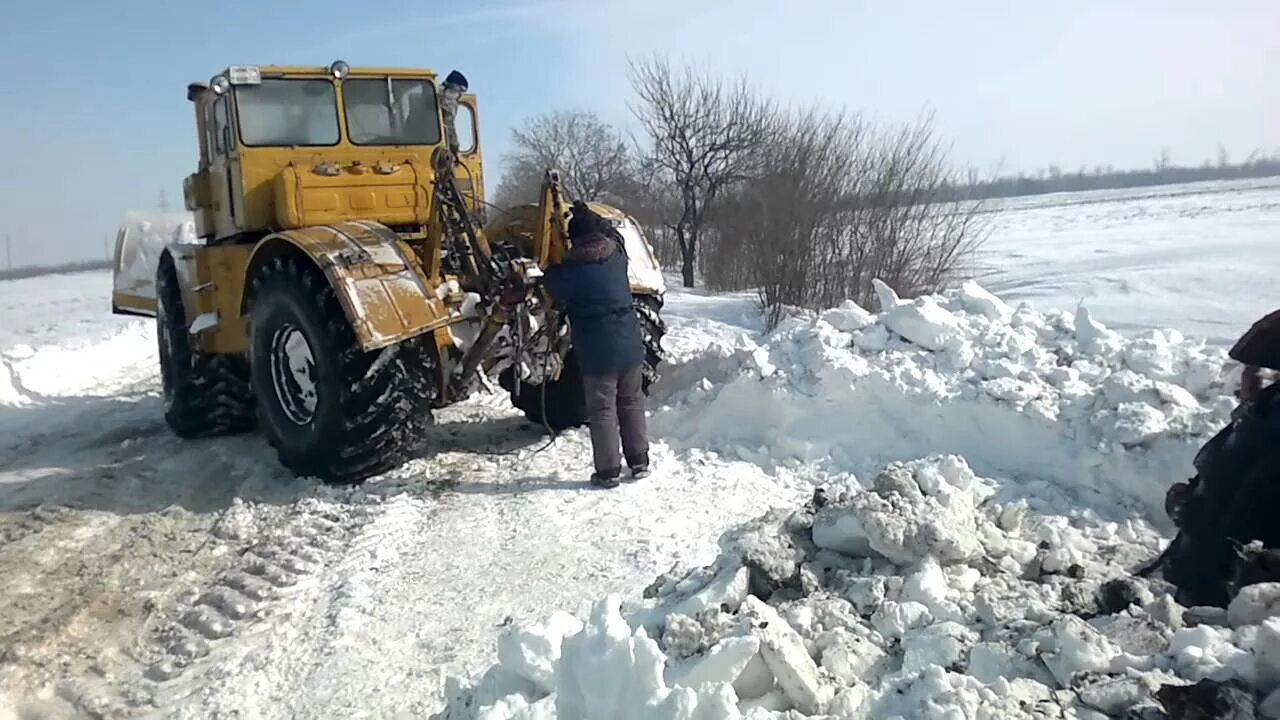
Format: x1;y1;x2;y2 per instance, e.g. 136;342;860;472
627;56;774;287
707;109;989;329
493;110;634;208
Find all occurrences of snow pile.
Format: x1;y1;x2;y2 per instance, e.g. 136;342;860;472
439;456;1279;719
651;279;1240;521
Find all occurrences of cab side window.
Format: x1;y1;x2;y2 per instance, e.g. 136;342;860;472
211;97;230;155
455;102;476;154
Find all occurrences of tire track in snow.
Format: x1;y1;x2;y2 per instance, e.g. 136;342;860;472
152;410;808;718
0;386;390;718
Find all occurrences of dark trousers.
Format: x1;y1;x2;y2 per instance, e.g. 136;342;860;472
583;365;648;473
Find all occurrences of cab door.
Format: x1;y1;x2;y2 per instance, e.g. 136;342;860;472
452;95;485;220
207;94;244;240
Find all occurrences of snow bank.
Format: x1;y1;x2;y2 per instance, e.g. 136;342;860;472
439;280;1259;718
650;280;1240;523
440;456;1276;719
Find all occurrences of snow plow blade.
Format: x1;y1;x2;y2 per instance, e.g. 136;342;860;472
111;211;197;317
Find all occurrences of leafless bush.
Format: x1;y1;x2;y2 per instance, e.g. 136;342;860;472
627;56;774;287
492;110;634;209
492;58;988;310
707;109;989;328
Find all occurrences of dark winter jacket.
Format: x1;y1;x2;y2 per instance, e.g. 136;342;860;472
542;232;644;376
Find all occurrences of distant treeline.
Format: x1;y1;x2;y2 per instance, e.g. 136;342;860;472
0;260;111;282
943;151;1280;201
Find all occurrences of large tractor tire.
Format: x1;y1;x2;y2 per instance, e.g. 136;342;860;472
247;256;436;483
155;261;255;438
504;295;666;431
634;294;666;391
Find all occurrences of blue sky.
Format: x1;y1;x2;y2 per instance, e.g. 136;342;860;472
0;0;1276;266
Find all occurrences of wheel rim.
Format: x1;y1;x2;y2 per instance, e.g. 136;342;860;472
269;323;318;426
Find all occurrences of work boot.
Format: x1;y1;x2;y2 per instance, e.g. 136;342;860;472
627;453;650;481
591;468;621;489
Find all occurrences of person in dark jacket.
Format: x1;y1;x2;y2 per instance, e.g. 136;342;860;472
541;202;650;488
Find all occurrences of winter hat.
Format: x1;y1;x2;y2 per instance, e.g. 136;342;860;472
568;202;604;241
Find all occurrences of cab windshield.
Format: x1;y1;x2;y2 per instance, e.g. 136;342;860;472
234;79;340;147
342;78;442;146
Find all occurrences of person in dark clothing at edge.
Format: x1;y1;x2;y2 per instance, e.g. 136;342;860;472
541;202;651;489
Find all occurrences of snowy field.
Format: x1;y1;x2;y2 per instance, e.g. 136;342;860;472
0;179;1277;719
977;176;1280;345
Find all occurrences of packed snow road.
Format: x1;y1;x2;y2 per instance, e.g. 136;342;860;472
0;273;809;718
0;178;1276;718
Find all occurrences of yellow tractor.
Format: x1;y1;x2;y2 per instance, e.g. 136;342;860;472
110;61;666;483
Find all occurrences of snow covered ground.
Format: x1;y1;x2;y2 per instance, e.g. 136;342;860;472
977;176;1280;345
0;178;1277;719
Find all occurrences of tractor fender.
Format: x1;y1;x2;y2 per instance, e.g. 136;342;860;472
243;220;453;352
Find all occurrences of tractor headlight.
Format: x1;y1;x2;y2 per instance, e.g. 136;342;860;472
210;75;231;95
330;60;350;79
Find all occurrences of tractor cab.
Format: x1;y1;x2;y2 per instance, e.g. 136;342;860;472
182;61;483;243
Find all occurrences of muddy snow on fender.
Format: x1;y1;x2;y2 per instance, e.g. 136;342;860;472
1;178;1279;719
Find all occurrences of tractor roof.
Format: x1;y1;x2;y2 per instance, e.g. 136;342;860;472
245;65;438;78
193;63;438;89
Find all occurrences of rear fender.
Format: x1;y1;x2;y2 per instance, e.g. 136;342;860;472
243;221;456;351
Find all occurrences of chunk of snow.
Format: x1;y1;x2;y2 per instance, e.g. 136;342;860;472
901;621;975;674
820;631;887;686
826;685;870;717
871;601;933;640
1229;584;1280;628
670;636;760;690
882;298;964;351
967;643;1021;685
871;278;902;311
959;281;1012;320
555;595;740;720
1102;403;1169;445
902;557;948;609
1101;369;1159;407
1040;616;1121;687
1074;305;1123;355
813;460;996;565
853;324;891;351
740;596;831;714
669;563;750;619
1155;381;1203;410
1168;624;1252;682
820;301;875;332
1124;332;1180;379
733;651;776;701
983;377;1042;403
497;611;583;694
